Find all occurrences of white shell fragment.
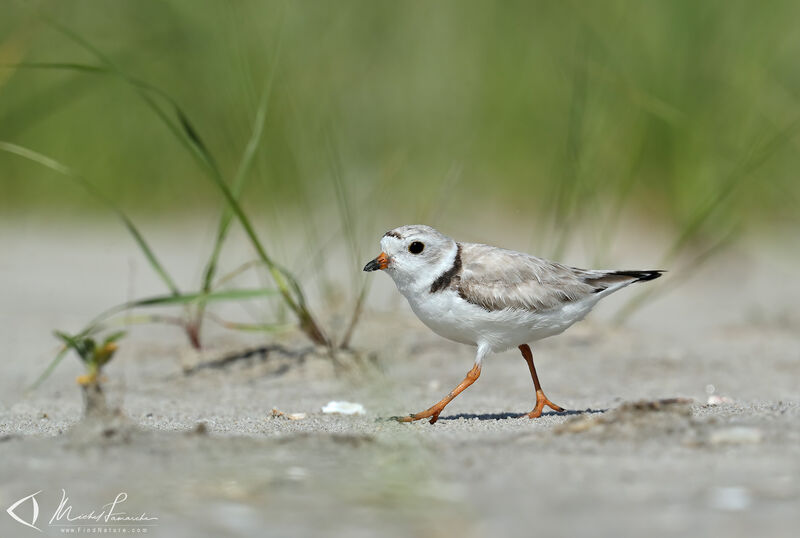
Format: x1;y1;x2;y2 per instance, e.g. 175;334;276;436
707;395;734;405
709;486;752;511
709;427;764;445
321;401;366;415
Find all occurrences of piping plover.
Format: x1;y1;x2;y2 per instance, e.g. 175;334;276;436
364;224;663;424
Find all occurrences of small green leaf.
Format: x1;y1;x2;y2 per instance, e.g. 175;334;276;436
102;331;127;346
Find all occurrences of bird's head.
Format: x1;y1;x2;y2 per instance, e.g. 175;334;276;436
364;224;457;291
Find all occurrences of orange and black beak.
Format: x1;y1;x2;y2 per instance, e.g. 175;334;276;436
363;252;389;272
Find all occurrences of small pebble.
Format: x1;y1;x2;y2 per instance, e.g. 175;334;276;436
271;408;306;420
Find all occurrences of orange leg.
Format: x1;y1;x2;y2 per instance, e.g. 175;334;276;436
395;363;481;424
519;344;565;418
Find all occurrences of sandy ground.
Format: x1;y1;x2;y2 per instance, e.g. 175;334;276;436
1;218;799;537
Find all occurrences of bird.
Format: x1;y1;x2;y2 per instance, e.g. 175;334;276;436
363;224;663;424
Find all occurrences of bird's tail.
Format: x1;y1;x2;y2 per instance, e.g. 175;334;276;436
584;269;664;293
608;270;664;282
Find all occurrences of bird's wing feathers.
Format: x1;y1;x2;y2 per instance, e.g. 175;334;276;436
455;243;642;312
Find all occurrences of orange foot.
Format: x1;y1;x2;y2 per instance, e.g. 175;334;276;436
526;389;565;419
394;409;443;425
394;363;482;425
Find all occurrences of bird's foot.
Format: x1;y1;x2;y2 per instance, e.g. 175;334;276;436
526;389;565;419
392;364;481;425
393;409;442;424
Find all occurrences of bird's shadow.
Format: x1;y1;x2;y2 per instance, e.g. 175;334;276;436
438;408;607;421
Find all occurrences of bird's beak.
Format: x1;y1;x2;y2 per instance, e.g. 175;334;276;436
363;252;389;272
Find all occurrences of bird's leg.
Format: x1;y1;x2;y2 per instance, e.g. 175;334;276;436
519;344;565;418
395;363;481;424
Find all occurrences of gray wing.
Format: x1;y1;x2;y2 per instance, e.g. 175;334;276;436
455;243;643;312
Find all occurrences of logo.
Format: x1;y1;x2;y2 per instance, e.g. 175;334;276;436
6;489;158;533
6;491;42;532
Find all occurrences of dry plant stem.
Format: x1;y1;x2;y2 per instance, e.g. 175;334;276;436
297;308;328;347
395;363;482;425
182;343;314;376
186;323;202;350
519;344;565;418
81;380;110;420
212;260;265;289
339;284;368;350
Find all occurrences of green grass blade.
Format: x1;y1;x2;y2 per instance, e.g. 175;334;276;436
84;287;279;330
614;117;800;322
325;129;372;347
35;20;328;346
614;223;739;324
0;141;181;295
195;144;328;342
198;175;330;343
8;58;222;209
340;283;368;349
129;288;279;307
663;117;800;265
216;322;290;333
8;61;108;74
198;10;285;344
548;37;588;259
43;19;220;177
326;131;360;269
95;314;186;329
201;64;278;295
27;346;70;391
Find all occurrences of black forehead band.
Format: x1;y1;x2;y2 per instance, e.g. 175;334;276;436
383;231;402;239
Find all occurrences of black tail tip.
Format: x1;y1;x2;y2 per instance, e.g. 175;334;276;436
615;270;665;282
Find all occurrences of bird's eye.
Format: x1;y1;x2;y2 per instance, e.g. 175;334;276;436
408;241;425;254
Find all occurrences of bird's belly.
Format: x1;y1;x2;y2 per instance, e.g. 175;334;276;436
406;289;600;352
406;291;483;346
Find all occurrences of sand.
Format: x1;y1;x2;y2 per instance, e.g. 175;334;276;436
1;219;798;537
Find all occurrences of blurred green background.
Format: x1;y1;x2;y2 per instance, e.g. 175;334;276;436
2;0;799;245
